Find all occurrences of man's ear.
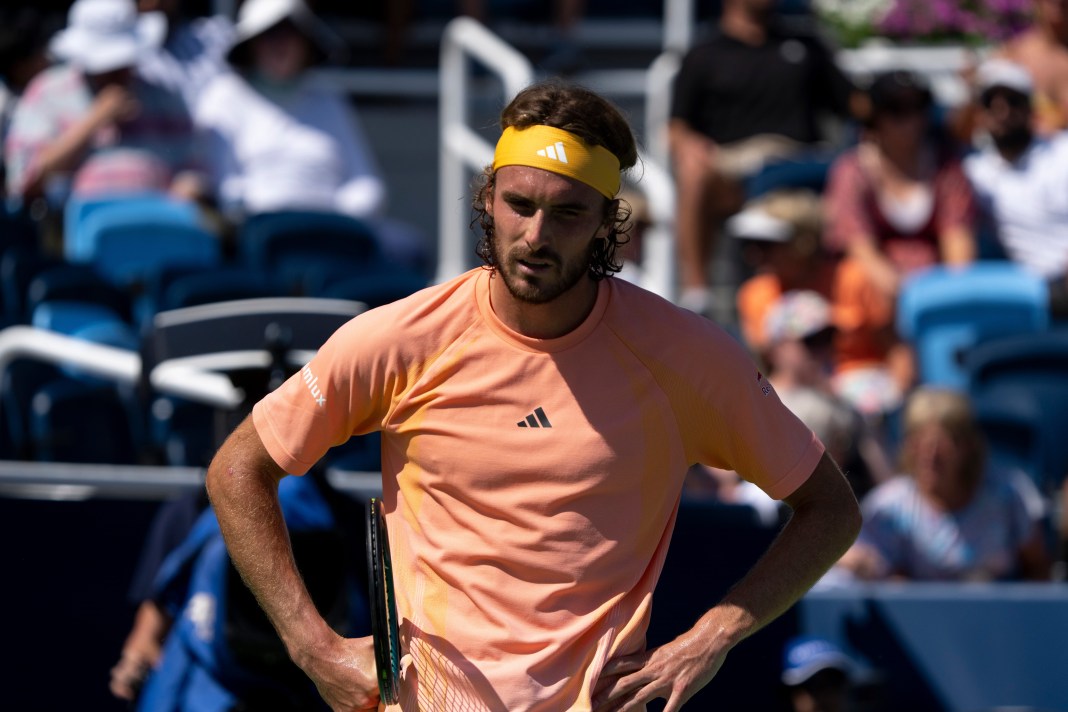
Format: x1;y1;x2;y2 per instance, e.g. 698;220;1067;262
484;184;495;218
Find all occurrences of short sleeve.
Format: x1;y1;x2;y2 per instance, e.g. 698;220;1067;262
252;310;395;475
673;320;825;500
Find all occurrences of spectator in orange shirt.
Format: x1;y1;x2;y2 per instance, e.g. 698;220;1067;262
731;189;907;419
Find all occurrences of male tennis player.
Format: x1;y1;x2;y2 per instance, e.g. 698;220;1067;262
205;81;861;711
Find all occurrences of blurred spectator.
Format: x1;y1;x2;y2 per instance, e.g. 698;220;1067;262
669;0;856;318
4;0;204;214
110;490;208;702
780;635;856;712
762;290;894;499
132;471;368;711
459;0;589;73
823;70;977;302
136;0;235;111
0;7;59;177
836;387;1051;582
195;0;385;222
730;190;905;421
994;0;1068;136
963;58;1068;319
731;189;836;352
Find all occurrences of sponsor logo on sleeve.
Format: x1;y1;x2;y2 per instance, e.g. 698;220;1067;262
302;365;327;407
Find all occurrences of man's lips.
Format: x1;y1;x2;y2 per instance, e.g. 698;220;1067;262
515;253;558;273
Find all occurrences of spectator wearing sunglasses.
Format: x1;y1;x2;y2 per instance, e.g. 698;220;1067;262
964;58;1068;319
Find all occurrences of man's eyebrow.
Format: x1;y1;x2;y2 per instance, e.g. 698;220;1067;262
499;190;592;211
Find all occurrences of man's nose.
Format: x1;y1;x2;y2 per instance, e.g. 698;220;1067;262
524;211;551;247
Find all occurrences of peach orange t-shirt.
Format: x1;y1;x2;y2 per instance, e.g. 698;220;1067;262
253;268;824;711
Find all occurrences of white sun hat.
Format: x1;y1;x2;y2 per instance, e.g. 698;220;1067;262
49;0;166;75
227;0;345;65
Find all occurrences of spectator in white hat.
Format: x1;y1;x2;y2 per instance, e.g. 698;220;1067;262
964;57;1068;318
194;0;387;224
3;0;204;215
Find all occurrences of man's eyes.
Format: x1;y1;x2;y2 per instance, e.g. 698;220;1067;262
506;200;583;219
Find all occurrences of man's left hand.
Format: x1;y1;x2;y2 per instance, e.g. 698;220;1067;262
591;631;728;712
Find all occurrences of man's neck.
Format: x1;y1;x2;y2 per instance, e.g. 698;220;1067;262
488;273;599;340
720;5;770;46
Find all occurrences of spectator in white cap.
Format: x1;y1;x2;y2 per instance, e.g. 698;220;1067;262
993;0;1068;136
3;0;204;224
763;290;894;499
731;189;908;422
194;0;388;225
964;57;1068;318
780;635;855;712
730;189;838;355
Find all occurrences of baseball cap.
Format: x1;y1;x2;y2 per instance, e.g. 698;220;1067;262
976;58;1033;97
727;206;792;243
49;0;165;75
764;290;835;343
781;635;854;687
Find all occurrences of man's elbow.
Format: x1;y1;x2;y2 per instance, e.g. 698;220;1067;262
842;498;863;550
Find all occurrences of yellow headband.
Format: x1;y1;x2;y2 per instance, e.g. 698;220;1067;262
492;125;621;199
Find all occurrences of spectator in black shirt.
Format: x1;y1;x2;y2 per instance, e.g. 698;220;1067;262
669;0;857;320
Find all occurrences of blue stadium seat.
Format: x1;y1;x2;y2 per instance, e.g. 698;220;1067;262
897;262;1049;389
148;397;218;468
149;266;284;313
0;359;64;460
31;301;131;340
965;329;1068;492
1;246;63;325
745;153;835;200
88;221;222;289
317;264;428;309
237;211;382;294
64;192;201;262
28;379;138;464
25;263;133;325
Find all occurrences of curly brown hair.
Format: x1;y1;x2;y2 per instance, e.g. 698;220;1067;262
472;81;639;280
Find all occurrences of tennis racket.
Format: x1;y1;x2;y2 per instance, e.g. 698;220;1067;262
366;497;401;705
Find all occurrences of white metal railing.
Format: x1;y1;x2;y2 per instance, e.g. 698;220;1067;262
663;0;695;53
0;326;243;408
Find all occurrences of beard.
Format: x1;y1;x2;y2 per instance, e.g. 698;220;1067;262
489;230;596;305
992;124;1033;157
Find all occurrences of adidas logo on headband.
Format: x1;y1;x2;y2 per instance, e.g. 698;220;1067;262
493;125;621;198
536;141;569;163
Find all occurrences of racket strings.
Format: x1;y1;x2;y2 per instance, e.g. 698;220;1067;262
406;636;488;712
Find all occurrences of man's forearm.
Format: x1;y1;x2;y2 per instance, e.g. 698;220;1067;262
693;454;861;650
205;422;337;664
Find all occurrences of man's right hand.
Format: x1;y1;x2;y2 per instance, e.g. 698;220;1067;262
298;633;382;711
90;84;141;129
